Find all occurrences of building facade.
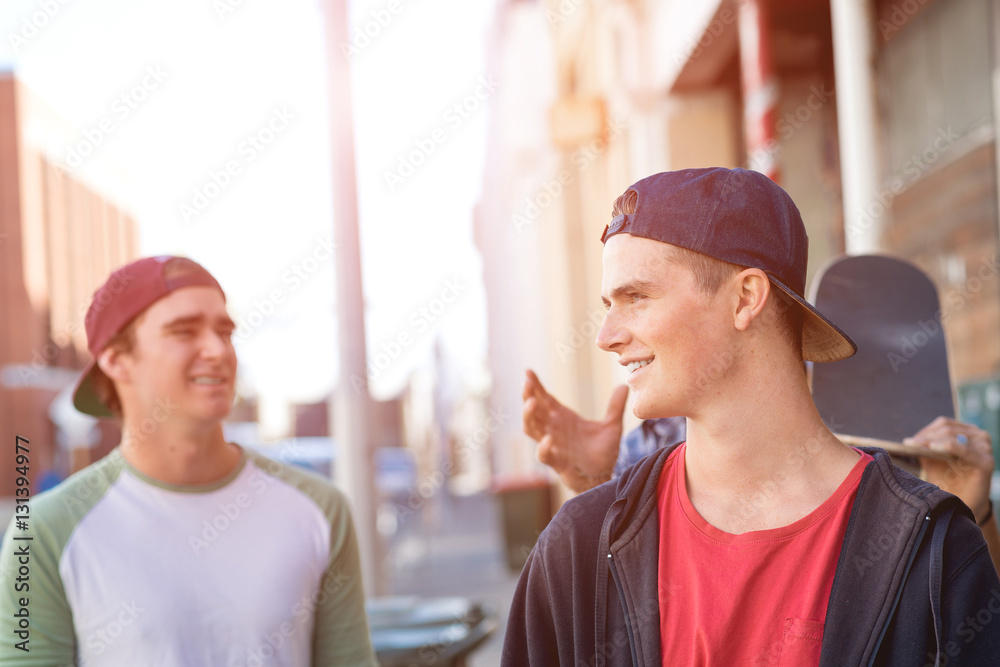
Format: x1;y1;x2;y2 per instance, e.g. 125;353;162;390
478;0;1000;482
0;72;138;497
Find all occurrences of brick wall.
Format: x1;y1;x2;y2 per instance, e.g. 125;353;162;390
887;142;1000;384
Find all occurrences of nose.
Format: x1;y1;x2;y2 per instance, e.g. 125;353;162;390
199;329;233;360
596;308;627;353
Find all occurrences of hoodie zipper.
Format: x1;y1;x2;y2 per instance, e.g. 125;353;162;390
866;513;932;665
608;552;640;667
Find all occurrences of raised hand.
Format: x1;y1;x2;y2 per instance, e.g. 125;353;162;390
522;369;629;493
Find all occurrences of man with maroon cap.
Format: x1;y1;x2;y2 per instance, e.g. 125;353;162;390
501;168;1000;665
0;256;376;666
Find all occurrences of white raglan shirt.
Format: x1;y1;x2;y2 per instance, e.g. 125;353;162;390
0;447;376;667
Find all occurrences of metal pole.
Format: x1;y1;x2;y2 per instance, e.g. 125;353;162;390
830;0;884;254
322;0;380;596
739;0;781;183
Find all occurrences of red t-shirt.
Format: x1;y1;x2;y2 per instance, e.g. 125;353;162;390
657;443;872;666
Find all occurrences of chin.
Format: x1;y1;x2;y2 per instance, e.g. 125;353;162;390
210;403;234;420
631;400;658;421
197;400;233;422
632;396;678;421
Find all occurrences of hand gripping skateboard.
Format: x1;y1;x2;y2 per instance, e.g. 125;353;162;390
809;254;955;461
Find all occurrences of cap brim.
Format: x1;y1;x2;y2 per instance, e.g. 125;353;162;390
767;275;857;363
72;361;115;418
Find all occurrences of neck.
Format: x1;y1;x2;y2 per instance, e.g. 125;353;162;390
682;348;860;533
119;418;240;486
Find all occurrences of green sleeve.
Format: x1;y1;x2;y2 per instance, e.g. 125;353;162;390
0;452;123;666
311;494;378;667
0;504;75;666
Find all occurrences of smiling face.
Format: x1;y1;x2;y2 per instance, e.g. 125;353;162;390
597;234;738;420
112;286;237;428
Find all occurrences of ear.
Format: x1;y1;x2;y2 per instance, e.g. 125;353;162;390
97;346;130;384
733;269;771;332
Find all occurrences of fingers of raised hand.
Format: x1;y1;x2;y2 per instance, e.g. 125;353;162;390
523;397;546;441
536;434;560;468
522;369;541;401
603;384;629;423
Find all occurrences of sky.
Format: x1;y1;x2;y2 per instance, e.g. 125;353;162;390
1;0;495;434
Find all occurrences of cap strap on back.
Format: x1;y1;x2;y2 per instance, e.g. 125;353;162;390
601;214;629;243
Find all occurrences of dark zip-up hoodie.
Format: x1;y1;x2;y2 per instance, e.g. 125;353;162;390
501;445;1000;666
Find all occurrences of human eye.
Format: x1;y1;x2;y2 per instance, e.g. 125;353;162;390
630;293;646;304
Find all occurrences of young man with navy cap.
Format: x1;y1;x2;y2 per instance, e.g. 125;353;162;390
501;168;1000;665
0;256;376;666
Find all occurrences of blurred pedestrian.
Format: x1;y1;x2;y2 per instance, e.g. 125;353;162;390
0;256;376;666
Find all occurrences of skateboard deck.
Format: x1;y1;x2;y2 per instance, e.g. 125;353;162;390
809;254;955;461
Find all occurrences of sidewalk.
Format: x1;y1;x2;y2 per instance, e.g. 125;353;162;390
385;489;522;666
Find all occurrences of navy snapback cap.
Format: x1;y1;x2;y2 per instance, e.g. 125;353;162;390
601;167;856;363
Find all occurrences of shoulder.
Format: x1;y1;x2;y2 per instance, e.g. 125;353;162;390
858;449;990;574
32;449;128;533
544;482;619;542
242;447;352;524
856;448;951;506
538;446;665;555
2;450;127;582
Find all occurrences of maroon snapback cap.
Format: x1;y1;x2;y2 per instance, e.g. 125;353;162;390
72;256;225;418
